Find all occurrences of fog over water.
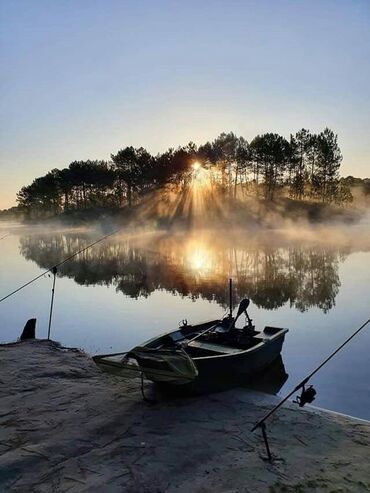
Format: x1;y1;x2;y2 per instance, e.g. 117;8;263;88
0;219;369;419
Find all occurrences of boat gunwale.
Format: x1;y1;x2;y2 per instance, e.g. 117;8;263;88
141;320;288;361
93;322;288;364
177;328;288;362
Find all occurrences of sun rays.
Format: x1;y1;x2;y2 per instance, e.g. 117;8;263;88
133;161;227;228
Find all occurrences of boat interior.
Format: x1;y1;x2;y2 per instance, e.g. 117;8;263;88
148;318;285;358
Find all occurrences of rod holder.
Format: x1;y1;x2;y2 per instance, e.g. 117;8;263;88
229;278;233;318
47;266;58;340
260;423;272;461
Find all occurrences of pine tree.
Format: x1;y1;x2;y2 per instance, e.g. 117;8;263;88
314;128;342;203
289;129;311;199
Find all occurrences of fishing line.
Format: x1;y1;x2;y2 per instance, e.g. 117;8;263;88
252;315;370;433
0;227;123;304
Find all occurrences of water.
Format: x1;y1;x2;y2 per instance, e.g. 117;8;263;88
0;222;369;419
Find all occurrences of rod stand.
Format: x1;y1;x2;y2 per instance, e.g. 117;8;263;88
229;278;233;318
47;266;58;340
260;423;272;461
140;372;156;404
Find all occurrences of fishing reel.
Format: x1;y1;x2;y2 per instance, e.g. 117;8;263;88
294;384;317;407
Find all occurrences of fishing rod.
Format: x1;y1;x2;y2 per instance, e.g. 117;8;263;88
0;227;123;304
251;316;370;460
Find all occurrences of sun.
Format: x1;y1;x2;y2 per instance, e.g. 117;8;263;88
190;161;207;184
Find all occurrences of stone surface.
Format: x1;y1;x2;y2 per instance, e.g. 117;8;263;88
1;340;369;492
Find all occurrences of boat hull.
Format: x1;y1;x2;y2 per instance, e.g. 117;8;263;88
93;320;288;392
146;329;287;388
193;333;285;380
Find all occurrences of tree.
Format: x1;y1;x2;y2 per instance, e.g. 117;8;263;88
289;129;311;199
15;127;349;216
198;133;248;197
233;137;251;198
111;147;153;206
17;171;61;216
249;133;290;200
335;179;353;205
314;128;342;203
55;168;73;211
307;133;319;196
213;132;240;194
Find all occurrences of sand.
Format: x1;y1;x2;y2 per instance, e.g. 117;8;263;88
1;340;369;493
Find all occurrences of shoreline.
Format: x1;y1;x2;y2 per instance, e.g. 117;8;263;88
304;404;370;425
2;195;368;229
1;339;369;492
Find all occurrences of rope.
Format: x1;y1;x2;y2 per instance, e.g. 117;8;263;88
251;316;370;431
0;228;122;304
0;233;10;241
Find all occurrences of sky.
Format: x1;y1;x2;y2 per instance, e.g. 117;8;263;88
1;0;369;209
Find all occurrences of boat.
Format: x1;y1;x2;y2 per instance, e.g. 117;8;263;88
93;297;288;389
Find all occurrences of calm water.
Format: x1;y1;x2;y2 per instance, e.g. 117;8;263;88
0;221;369;419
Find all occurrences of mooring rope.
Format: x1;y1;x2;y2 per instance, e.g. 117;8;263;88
0;228;122;304
251;316;370;432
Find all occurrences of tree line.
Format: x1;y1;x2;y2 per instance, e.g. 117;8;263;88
19;231;344;313
16;128;353;216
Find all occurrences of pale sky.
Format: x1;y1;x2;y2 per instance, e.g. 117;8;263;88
1;0;369;209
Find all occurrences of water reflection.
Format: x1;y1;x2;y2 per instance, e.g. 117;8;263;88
19;230;354;313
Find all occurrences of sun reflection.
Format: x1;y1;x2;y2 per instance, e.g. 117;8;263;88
188;249;208;271
185;239;212;274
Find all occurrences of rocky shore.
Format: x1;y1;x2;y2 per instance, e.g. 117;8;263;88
1;340;369;492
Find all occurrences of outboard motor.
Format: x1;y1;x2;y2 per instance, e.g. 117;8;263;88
243;322;256;337
236;298;250;319
235;298;256;335
223;298;250;331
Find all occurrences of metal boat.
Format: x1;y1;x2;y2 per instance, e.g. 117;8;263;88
93;298;288;388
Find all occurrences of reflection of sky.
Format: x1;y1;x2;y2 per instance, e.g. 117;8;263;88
1;1;370;208
0;227;370;419
15;229;348;312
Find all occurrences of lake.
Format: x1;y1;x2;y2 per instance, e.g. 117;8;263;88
1;220;369;419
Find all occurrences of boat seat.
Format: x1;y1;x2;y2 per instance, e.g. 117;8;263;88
188;340;239;354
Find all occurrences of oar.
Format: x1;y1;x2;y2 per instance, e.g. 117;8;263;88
185;298;250;346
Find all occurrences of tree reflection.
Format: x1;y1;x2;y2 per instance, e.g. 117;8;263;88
19;230;349;312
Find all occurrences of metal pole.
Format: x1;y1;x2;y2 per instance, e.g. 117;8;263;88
261;423;272;461
251;383;304;432
47;267;57;340
229;278;233;318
